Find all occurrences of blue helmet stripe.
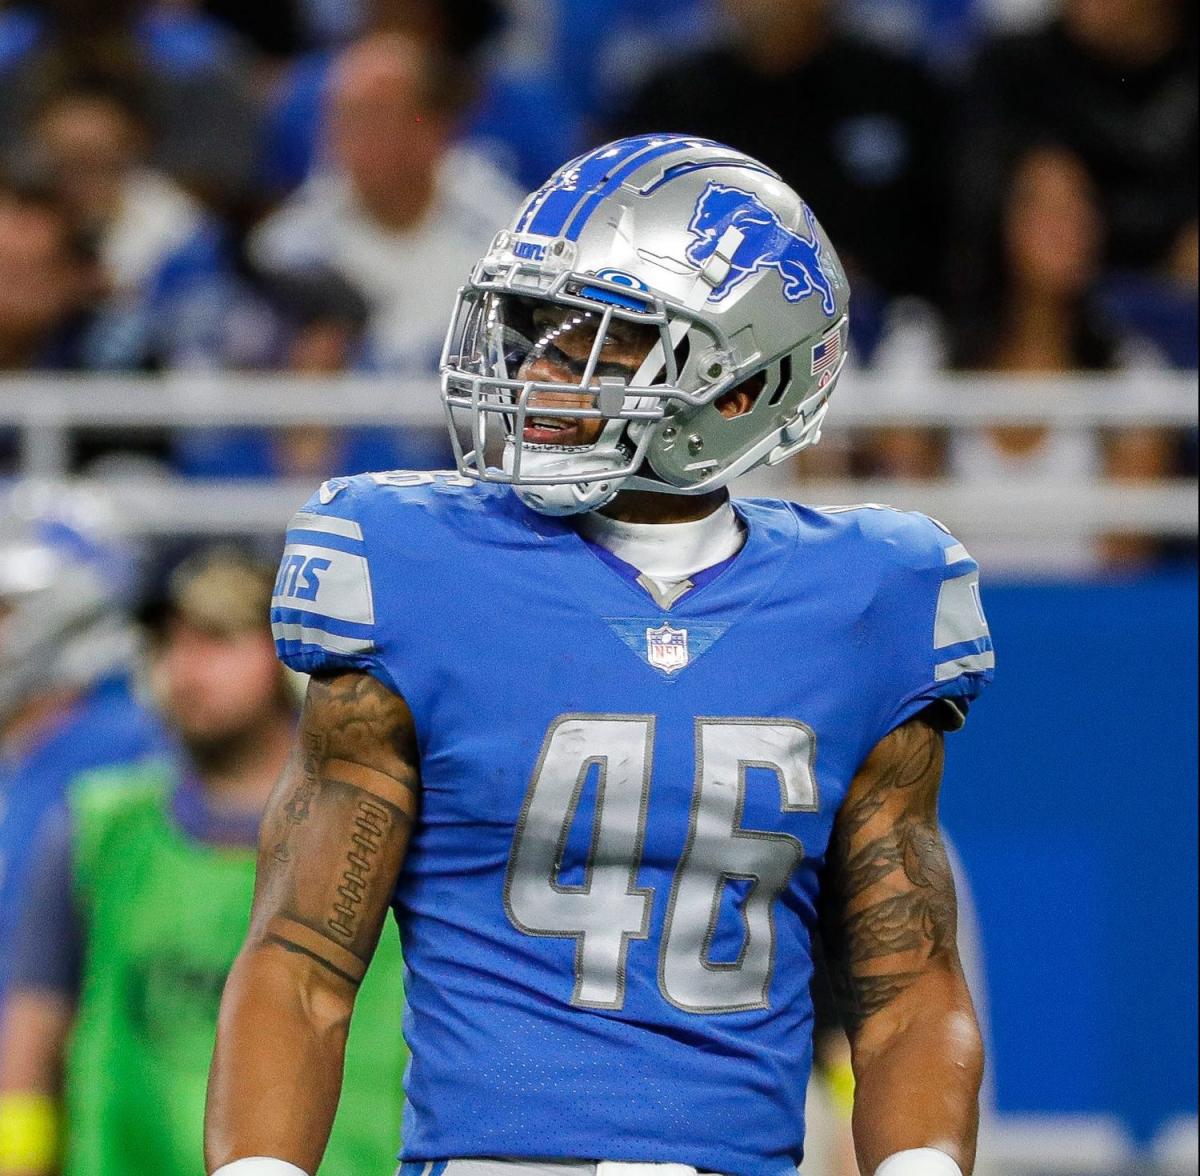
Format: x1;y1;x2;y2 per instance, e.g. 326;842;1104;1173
519;135;728;242
515;141;615;234
639;158;778;197
560;136;724;241
519;136;666;238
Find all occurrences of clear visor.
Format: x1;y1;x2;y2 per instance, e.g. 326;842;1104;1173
451;290;673;391
441;272;740;487
443;290;690;483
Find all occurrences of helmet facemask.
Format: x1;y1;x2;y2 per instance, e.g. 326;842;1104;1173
442;262;747;515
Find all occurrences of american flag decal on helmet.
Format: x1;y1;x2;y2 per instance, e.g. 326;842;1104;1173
811;324;843;377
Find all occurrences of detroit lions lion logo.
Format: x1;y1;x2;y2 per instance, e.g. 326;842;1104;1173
686;183;837;315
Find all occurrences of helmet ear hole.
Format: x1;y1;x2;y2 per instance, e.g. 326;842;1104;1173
764;354;793;408
715;371;766;420
671;334;692;383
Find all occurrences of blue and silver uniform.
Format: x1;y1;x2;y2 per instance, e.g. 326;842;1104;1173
271;473;994;1176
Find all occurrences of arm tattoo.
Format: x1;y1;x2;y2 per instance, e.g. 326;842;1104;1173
329;796;390;942
821;719;959;1034
272;727;323;864
252;672;420;988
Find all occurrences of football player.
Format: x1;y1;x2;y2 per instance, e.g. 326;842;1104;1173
206;135;995;1176
0;484;164;1012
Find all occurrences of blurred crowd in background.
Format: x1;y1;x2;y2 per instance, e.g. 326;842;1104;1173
0;0;1195;509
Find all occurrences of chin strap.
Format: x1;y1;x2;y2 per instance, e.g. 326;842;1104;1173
511;480;622;517
503;433;628;517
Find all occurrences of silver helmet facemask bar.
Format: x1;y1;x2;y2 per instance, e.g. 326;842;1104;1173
441;250;744;491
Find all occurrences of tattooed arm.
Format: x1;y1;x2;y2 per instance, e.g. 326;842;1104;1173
820;717;984;1175
205;671;419;1174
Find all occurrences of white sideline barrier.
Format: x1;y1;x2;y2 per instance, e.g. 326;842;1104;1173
1153;1117;1200;1175
979;1114;1140;1173
70;474;1200;543
0;371;1195;430
1;372;1196;542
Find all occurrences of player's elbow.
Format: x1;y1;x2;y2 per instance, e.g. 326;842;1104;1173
851;968;983;1084
929;1005;985;1091
222;935;356;1046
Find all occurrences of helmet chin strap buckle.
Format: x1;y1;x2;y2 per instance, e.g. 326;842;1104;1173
597;377;627;419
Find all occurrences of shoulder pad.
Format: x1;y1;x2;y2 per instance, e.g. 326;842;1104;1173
815;504;995;735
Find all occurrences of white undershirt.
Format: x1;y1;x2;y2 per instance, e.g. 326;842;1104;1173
576;501;746;597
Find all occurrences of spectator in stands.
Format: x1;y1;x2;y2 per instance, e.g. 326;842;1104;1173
875;145;1174;573
0;546;405;1176
959;0;1197;277
0;0;261;209
251;31;521;376
172;266;437;477
29;73;228;371
537;0;721;131
0;175;95;375
0;174;105;472
0;483;165;1013
611;0;954;308
260;0;579;196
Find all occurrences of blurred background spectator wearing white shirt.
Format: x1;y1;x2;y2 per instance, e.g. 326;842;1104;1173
251;31;521;377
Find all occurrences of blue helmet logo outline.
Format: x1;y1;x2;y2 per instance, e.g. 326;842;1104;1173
685;182;837;315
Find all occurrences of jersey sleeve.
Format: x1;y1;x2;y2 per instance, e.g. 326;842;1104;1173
883;521;995;736
270;478;391;685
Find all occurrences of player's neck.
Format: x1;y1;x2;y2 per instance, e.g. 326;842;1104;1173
600;488;731;525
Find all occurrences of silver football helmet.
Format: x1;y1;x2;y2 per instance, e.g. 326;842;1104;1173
441;134;850;515
0;481;139;726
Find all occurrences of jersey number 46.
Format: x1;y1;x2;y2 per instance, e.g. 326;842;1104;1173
505;714;819;1015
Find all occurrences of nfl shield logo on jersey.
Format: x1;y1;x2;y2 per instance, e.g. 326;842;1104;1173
646;623;689;674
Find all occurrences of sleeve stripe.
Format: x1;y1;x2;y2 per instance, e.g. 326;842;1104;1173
935;570;990;649
934;649;995;682
934;635;994;662
271;606;373;640
285;529;366;557
290;512;364;541
272;622;375;656
943;542;970;565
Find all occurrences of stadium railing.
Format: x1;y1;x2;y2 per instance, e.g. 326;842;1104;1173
1;371;1194;545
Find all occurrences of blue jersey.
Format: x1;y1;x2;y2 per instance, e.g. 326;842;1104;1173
0;676;166;1004
271;473;994;1176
